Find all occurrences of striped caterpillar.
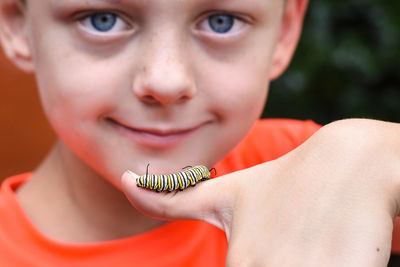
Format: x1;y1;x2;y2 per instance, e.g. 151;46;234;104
136;165;216;192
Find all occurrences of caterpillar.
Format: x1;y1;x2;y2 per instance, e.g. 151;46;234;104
136;165;216;192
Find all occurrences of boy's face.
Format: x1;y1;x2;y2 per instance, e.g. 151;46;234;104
1;0;305;188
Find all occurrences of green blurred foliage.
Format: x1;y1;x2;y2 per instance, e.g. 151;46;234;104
264;0;400;125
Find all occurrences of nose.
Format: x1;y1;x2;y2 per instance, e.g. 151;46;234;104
132;34;196;106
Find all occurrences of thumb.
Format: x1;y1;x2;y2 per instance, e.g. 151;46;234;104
121;169;236;232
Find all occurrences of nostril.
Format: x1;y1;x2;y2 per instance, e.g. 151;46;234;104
131;66;196;106
141;95;160;105
133;83;195;106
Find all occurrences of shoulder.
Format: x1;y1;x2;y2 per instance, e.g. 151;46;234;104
0;174;34;262
240;118;321;156
215;119;321;174
0;173;31;198
249;118;321;145
0;173;32;230
251;118;321;135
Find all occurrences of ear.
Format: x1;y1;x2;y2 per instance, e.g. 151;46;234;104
0;0;34;73
269;0;308;80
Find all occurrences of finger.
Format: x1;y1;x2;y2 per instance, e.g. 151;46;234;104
121;170;237;231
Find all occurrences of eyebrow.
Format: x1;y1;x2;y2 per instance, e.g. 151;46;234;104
50;0;275;20
52;0;237;6
50;0;134;13
50;0;127;7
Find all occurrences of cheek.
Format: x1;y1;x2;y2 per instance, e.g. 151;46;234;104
202;61;270;123
220;76;268;117
195;44;273;162
195;59;270;165
28;19;129;133
196;35;274;125
215;71;269;142
34;50;126;133
32;48;134;182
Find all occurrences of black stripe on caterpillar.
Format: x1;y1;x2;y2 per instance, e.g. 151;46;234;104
136;165;216;192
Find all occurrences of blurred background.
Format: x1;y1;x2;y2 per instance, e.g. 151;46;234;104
265;0;400;125
0;1;399;176
0;55;54;179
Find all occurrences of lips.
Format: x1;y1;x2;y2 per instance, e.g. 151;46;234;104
107;118;203;149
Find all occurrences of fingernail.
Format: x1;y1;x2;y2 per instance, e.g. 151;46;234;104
125;170;138;179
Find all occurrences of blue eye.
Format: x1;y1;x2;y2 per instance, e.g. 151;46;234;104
90;13;117;32
79;12;130;36
208;14;234;33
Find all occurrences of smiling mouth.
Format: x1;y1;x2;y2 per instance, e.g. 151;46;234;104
107;118;203;148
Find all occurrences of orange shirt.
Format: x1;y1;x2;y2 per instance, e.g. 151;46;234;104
3;118;394;266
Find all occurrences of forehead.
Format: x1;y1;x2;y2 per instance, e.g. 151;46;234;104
35;0;282;11
45;0;274;4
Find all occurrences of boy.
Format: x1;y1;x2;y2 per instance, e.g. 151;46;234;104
0;0;399;266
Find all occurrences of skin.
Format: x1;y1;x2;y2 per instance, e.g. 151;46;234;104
0;0;302;241
1;0;400;266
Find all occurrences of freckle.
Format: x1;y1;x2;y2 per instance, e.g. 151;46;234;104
376;247;380;252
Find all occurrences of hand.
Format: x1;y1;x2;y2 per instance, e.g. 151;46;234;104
121;119;400;266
